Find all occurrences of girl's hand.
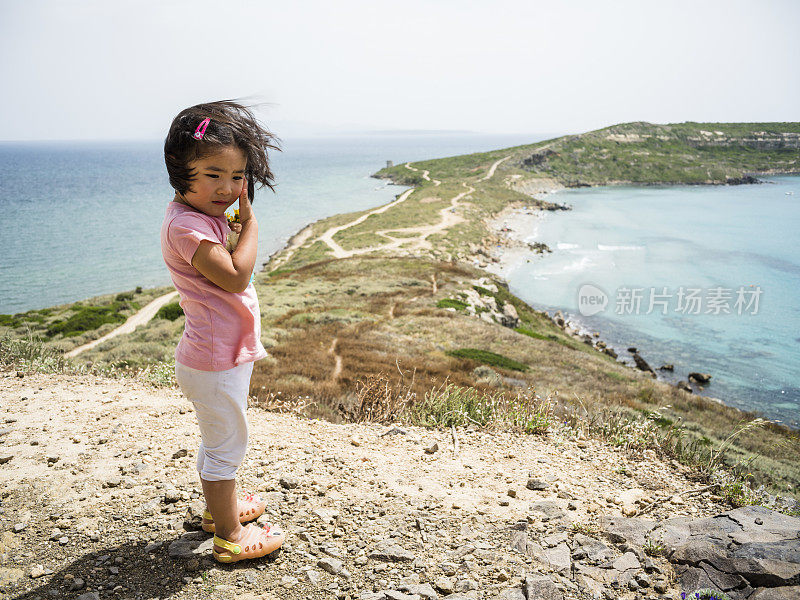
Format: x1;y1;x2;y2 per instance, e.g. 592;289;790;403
229;222;242;233
238;178;255;224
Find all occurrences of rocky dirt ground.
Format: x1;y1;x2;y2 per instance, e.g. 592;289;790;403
1;370;797;600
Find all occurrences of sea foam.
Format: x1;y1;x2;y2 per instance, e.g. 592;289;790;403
597;244;644;251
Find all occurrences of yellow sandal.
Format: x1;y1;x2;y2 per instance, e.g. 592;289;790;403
212;522;285;563
201;493;266;533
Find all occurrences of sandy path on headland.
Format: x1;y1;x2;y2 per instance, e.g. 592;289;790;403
313;156;511;259
65;155;521;355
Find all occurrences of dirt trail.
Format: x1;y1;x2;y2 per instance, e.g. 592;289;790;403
315;188;416;259
0;370;719;599
479;156;511;181
269;156;505;267
65;291;180;358
405;162;441;186
328;337;343;383
311;156;510;259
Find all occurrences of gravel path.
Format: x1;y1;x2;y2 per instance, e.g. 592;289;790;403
0;370;732;599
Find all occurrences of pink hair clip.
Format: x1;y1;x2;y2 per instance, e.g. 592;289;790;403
193;117;211;140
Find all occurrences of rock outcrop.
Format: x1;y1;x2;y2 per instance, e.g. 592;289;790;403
652;506;800;598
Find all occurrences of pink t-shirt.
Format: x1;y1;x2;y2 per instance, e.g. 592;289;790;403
160;200;267;371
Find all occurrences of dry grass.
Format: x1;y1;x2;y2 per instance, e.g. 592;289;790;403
253;255;800;497
5;253;797;499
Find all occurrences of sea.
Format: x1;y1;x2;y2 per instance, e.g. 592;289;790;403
501;176;800;428
0;133;544;313
0;136;797;426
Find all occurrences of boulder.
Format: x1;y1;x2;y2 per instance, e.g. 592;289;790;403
529;499;568;522
688;372;712;385
603;347;618;359
572;533;615;563
500;302;520;328
603;516;657;547
654;506;800;597
368;540;415;562
530;542;571;573
523;574;563;600
632;353;656;377
749;587;800;600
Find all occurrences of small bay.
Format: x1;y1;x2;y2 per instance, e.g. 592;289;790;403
502;175;800;426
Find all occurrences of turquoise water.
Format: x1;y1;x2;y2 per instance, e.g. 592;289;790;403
0;133;546;314
504;176;800;427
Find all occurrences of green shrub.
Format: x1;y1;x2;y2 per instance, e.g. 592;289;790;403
472;285;494;297
0;310;48;327
46;303;128;338
155;302;184;321
571;521;600;535
0;314;21;327
267;268;296;278
691;588;732;600
436;298;469;311
115;292;134;301
515;327;559;342
643;537;665;557
446;348;529;372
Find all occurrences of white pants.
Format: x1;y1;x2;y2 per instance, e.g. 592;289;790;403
174;360;255;481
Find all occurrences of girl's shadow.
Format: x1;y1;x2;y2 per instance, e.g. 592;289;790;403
8;530;283;599
8;537;203;599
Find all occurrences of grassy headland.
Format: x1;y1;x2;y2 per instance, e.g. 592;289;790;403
377;120;800;187
2;121;798;502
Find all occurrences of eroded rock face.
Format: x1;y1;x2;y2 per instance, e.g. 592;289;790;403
444;277;522;329
650;506;800;598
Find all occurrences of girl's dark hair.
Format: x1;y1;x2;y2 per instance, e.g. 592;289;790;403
164;100;281;202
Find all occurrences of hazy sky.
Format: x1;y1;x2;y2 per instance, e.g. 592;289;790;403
1;0;797;141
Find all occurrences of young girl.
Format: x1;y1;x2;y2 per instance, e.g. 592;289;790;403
160;100;285;563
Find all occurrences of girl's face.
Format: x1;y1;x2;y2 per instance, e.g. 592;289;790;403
176;145;247;217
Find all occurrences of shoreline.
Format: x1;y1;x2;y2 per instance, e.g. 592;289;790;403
255;171;796;428
480;183;797;430
263;220;319;271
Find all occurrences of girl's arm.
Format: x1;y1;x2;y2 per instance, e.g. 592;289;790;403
191;182;258;293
